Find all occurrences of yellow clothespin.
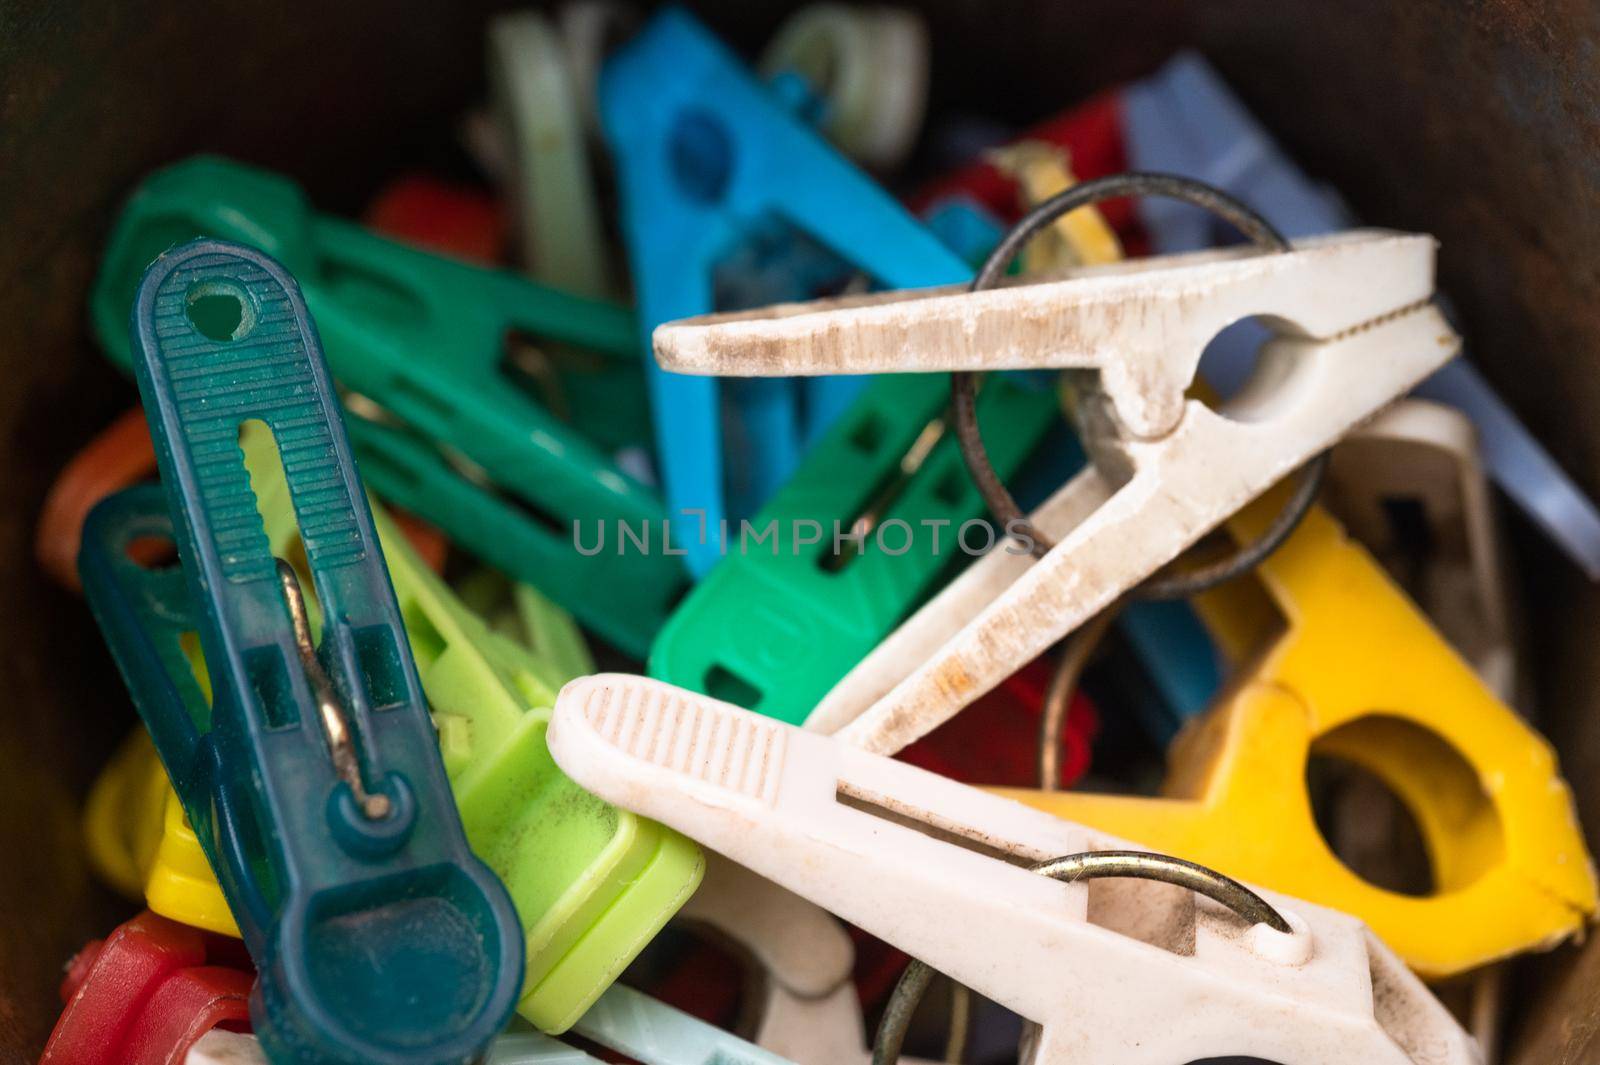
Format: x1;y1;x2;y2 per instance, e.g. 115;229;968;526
990;486;1597;979
985;141;1122;269
83;728;239;936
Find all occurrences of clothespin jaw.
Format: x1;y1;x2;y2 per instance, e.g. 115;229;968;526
602;6;970;576
100;238;522;1064
547;675;1480;1065
648;372;1056;725
91;154;680;657
990;491;1597;979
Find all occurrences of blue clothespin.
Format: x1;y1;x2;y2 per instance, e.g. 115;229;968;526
602;7;970;575
1124;51;1600;580
82;239;522;1064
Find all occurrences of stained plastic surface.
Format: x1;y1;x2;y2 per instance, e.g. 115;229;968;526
649;373;1055;723
89;155;678;656
603;8;971;575
41;910;253;1065
81;239;523;1064
994;489;1599;978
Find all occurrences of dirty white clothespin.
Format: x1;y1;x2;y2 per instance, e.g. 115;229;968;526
548;674;1480;1065
680;853;944;1065
658;226;1459;754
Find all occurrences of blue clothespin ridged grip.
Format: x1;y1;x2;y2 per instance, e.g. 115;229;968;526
102;238;523;1064
603;7;971;576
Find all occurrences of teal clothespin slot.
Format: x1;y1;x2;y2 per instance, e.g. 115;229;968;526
84;239;523;1064
602;7;971;577
90;155;683;657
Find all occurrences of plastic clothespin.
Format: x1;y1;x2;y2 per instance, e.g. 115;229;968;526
89;155;676;657
603;7;972;576
758;4;929;173
37;407;159;590
990;488;1596;979
658;230;1459;753
41;911;253;1065
546;675;1481;1064
678;853;945;1065
1328;398;1522;706
648;372;1056;725
190;985;801;1065
488;11;615;297
80;424;705;1034
1124;50;1600;580
363;175;508;266
81;239;523;1064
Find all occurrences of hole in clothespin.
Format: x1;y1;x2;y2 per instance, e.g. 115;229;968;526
1307;715;1505;898
184;281;255;343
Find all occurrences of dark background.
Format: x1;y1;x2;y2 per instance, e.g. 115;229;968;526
3;1;1600;1060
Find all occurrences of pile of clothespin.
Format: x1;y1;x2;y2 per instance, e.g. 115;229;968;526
37;6;1600;1065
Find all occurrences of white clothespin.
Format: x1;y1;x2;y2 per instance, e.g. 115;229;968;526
658;230;1459;754
1328;397;1522;707
680;853;943;1065
548;674;1481;1065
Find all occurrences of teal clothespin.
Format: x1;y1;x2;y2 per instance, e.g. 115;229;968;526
90;155;683;657
83;239;523;1064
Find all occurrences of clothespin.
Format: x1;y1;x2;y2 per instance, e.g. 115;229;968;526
37;407;158;590
189;985;801;1065
602;7;972;575
647;371;1056;724
89;155;676;657
41;911;253;1065
1328;398;1522;706
80;428;704;1034
363;174;508;266
758;4;929;172
80;239;523;1063
990;487;1596;977
488;11;615;297
1125;50;1600;580
546;675;1481;1064
659;224;1458;752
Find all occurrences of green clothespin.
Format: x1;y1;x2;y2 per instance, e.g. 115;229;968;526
648;372;1056;724
238;421;704;1032
90;154;683;656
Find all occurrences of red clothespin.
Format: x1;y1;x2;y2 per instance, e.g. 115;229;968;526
42;911;253;1065
363;174;508;266
36;408;158;590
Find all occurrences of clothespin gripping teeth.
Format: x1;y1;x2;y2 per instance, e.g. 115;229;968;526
104;238;523;1065
546;675;1481;1065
